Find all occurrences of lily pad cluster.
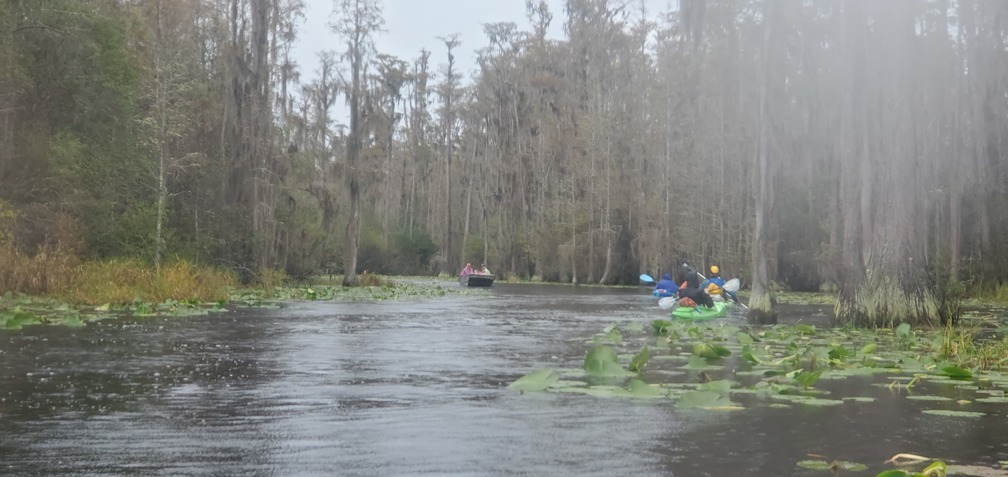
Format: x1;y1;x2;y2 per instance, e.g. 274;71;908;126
1;279;464;330
0;293;231;330
509;319;1008;417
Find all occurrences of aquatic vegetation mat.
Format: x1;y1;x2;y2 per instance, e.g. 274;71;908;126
0;277;465;330
509;318;1008;420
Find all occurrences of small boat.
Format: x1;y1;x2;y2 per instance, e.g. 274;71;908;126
652;289;676;298
670;301;729;321
459;273;494;287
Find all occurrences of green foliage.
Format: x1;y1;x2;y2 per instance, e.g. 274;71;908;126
629;345;650;373
357;219;391;273
390;227;439;274
0;200;16;245
797;460;867;472
65;259;235;304
583;345;628;377
938;325;1008;371
508;368;560;392
86;201;158;260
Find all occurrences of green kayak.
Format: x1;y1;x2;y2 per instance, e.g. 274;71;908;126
670;301;730;321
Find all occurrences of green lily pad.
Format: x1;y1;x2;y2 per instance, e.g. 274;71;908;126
941;365;973;380
508;368;560;392
975;396;1008;404
842;397;876;403
629;345;650;373
584;346;629;377
627;378;665;398
921;409;985;418
677;390;737;409
796;460;833;470
906;395;954;402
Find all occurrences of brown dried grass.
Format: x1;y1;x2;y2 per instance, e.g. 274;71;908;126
0;245;235;304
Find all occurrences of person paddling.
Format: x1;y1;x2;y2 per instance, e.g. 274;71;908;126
678;264;714;311
707;265;740;304
654;273;678;297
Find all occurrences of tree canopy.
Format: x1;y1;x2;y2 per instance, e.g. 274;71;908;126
1;0;1005;325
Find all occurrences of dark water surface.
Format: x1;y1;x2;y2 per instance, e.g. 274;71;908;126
2;282;1006;476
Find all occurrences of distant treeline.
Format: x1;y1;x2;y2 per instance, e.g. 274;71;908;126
0;1;1005;324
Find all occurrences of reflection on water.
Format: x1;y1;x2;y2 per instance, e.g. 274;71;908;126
1;283;1006;476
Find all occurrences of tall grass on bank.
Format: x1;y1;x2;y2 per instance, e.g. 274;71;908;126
67;259;235;304
0;246;78;296
992;282;1008;302
0;245;234;304
939;325;1008;371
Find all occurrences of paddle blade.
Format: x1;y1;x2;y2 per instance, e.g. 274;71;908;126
658;296;678;310
640;274;655;284
723;278;740;293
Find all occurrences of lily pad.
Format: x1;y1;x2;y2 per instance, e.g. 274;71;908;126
905;395;954;402
921;409;986;418
677;390;737;409
584;346;629;377
626;378;665;398
508;368;560;392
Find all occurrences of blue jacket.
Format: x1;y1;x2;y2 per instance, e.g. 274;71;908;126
655;273;678;294
709;275;726;287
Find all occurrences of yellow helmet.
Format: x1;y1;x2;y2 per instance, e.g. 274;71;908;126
710;265;719;274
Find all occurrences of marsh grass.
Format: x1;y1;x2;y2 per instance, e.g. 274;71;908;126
0;246;79;296
67;259;235;304
940;325;1008;371
0;245;234;305
990;282;1008;302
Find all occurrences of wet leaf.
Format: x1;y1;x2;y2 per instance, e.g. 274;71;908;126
796;460;832;470
828;346;855;361
694;343;730;360
651;319;674;335
795;324;816;335
677;390;735;409
941;365;972;380
793;370;823;390
629;345;650;373
975;396;1008;403
626;378;664;398
906;395;953;402
508;368;560;392
836;461;868;471
921;409;985;418
584;346;628;377
896;322;912;338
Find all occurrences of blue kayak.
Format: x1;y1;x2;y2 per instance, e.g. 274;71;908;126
652;289;676;298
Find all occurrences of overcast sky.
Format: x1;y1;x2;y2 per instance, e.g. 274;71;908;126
294;0;673;84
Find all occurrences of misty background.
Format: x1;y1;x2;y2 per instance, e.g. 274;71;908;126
1;0;1005;325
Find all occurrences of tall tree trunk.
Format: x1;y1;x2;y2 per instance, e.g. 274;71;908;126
748;0;779;324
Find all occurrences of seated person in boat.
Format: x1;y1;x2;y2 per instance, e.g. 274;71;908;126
460;263;473;276
477;263;491;275
706;265;739;304
654;273;678;296
678;265;714;309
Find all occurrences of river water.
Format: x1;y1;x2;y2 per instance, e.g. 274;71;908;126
2;282;1006;476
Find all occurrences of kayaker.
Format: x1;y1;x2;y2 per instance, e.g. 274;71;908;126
707;265;740;304
678;265;714;309
654;273;678;297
